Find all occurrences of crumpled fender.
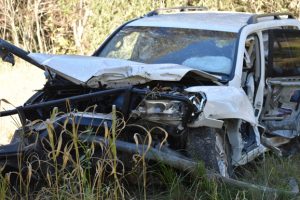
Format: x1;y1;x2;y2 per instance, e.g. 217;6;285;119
185;86;256;125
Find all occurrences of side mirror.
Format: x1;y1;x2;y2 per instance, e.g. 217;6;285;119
0;48;15;66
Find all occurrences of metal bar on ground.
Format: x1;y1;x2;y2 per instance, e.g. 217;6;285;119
80;135;299;197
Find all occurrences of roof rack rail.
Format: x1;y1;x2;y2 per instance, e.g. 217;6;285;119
247;13;295;24
145;6;208;17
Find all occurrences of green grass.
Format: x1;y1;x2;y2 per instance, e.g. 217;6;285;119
0;106;299;199
1;1;300;199
236;153;300;200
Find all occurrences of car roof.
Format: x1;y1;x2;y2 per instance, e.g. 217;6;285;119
126;11;253;33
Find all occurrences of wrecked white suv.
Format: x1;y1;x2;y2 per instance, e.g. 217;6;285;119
1;7;300;178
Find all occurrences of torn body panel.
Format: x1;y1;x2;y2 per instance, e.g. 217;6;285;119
185;86;256;124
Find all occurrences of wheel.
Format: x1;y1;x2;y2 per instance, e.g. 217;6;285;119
186;127;232;177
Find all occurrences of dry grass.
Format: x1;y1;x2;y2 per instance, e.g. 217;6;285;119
0;61;299;200
1;0;299;54
0;60;45;144
1;1;300;198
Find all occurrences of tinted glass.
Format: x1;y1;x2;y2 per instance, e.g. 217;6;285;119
269;29;300;77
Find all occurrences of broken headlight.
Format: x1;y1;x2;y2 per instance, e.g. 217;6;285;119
135;100;184;122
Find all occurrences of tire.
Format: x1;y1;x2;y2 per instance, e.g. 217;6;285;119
186;127;233;177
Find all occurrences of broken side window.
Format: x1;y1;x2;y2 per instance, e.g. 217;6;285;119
268;29;300;77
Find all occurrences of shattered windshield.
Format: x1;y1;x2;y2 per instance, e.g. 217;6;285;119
98;26;237;76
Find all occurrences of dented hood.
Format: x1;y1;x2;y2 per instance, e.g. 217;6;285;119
28;53;219;88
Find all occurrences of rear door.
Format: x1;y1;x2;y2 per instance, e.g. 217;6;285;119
261;29;300;138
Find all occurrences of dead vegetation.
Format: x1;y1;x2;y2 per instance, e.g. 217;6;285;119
0;104;299;200
0;0;299;54
1;1;300;199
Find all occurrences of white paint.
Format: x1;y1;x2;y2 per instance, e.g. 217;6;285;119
185;86;256;124
229;18;300;88
187;113;224;129
234;144;268;166
28;53;219;87
128;12;252;33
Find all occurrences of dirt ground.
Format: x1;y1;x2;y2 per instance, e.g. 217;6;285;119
0;60;45;144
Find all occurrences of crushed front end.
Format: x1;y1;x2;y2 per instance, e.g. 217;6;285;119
0;85;211;172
